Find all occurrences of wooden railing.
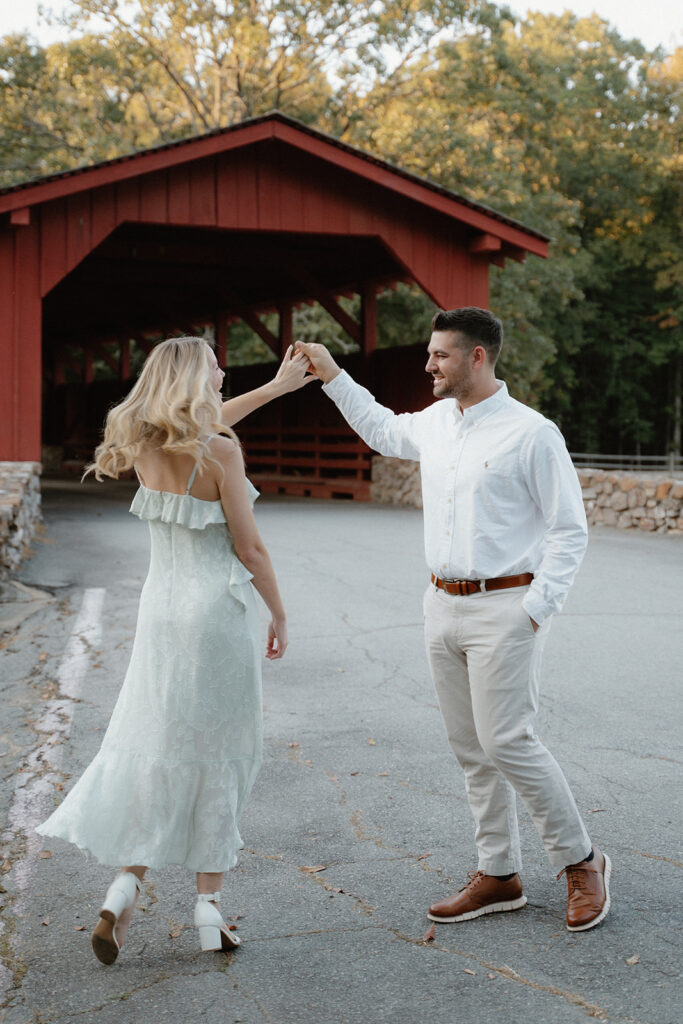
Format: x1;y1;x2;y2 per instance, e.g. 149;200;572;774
241;425;373;500
570;452;683;473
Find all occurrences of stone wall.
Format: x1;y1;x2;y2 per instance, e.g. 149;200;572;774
578;470;683;534
370;455;683;534
0;462;42;577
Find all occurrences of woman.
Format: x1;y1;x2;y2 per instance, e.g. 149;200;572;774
36;337;313;963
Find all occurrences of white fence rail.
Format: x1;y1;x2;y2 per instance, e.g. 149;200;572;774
570;452;683;473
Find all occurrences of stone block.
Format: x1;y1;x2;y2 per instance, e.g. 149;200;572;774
628;488;644;508
603;481;613;495
617;512;633;528
671;484;683;500
646;499;656;508
656;480;673;500
581;488;598;500
638;518;655;531
611;491;629;511
602;507;617;526
618;477;639;492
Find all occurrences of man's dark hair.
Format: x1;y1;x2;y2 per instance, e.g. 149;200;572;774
431;307;503;363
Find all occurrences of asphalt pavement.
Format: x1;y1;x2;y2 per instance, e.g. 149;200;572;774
0;477;681;1024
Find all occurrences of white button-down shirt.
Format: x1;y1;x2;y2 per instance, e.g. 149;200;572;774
323;371;587;626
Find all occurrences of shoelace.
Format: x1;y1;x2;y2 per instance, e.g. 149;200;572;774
556;865;591;892
459;870;486;892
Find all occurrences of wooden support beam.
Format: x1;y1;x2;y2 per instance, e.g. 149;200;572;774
288;265;361;344
361;283;377;355
220;296;279;355
91;341;119;374
469;233;502;254
9;207;30;226
489;253;506;269
501;245;527;264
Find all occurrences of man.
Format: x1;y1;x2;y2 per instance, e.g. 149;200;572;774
297;307;610;932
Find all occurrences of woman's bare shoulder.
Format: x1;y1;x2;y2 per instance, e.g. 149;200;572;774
209;433;240;456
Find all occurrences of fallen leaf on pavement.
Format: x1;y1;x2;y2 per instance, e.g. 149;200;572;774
228;924;238;931
41;917;50;926
422;924;435;943
588;808;606;813
74;925;86;931
168;928;183;939
626;954;640;965
39;653;47;661
368;738;376;746
1;862;11;873
287;742;299;748
39;851;52;859
378;772;389;777
301;865;326;874
488;973;496;980
417;852;431;861
464;968;476;976
350;771;360;776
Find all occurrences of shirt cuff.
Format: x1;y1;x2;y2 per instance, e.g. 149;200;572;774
322;369;351;398
521;590;550;628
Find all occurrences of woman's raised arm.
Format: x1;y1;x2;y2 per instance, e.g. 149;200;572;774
220;346;315;428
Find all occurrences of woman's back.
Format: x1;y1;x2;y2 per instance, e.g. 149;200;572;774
134;438;221;503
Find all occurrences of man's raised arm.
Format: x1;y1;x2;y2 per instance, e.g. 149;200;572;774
296;342;422;461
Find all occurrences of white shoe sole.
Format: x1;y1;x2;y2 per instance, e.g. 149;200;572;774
428;895;527;923
566;853;612;932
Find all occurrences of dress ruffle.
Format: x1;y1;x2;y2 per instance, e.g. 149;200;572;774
36;747;260;872
129;480;260;530
129;486;228;529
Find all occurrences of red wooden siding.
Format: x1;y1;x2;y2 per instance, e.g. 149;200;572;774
0;114;548;461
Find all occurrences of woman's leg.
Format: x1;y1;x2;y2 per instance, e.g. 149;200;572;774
115;864;147;945
197;871;223;904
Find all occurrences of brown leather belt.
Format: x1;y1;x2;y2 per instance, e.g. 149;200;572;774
430;572;534;596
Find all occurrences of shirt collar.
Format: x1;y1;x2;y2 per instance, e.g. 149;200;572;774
453;380;509;425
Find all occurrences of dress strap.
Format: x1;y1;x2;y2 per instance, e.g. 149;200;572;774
185;434;216;495
133;463;144;485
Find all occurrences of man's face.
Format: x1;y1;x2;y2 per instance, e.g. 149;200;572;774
425;331;474;401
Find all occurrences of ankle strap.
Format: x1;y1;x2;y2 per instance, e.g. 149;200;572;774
196;891;220;903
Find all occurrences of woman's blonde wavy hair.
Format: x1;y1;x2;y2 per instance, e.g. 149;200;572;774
83;336;238;484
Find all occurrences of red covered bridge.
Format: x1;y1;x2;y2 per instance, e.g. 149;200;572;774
0;112;548;497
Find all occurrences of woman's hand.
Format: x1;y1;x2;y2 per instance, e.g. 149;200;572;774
271;345;317;394
266;617;288;660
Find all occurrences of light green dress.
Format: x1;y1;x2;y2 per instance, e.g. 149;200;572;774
37;434;263;872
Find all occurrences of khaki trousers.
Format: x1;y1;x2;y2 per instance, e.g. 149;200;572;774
423;584;591;873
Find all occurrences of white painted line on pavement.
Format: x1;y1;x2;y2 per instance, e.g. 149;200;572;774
0;587;106;995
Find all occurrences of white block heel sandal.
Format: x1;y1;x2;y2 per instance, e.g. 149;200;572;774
194;892;241;952
91;871;141;965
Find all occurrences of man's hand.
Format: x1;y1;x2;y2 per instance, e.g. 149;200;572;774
295;341;342;385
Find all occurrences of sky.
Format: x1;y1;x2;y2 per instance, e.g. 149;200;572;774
0;0;680;54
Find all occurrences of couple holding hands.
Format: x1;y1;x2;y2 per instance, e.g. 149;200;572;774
37;307;610;966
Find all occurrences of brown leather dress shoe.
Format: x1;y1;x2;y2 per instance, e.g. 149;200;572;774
428;870;526;923
558;847;611;932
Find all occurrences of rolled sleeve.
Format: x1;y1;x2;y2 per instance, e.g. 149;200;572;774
323;370;422;460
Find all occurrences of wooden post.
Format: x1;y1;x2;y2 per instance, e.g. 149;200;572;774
120;337;131;380
279;302;293;355
361;284;377;355
215;318;228;369
84;347;94;384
